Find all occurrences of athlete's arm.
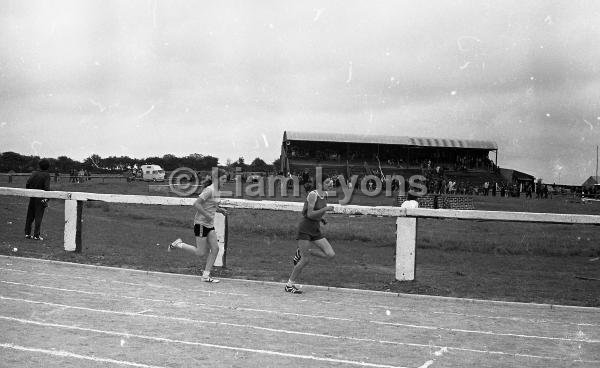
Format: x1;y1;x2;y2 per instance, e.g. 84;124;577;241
306;192;333;220
193;197;211;219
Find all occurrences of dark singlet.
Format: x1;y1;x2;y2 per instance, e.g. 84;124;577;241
301;190;328;222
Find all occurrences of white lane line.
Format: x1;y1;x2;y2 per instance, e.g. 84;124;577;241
0;342;165;368
0;267;248;297
0;317;408;368
3;265;598;329
111;280;249;297
3;258;599;312
1;298;597;363
417;361;434;368
372;304;600;328
2;280;598;344
371;320;599;343
0;279;352;321
2;280;105;296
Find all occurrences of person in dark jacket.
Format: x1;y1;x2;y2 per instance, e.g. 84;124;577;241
24;159;51;240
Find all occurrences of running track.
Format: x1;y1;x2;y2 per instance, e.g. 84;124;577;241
0;255;598;368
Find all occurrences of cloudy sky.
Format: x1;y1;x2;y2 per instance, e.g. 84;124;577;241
1;0;600;185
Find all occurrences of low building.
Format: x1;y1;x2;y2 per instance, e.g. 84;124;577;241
499;168;535;191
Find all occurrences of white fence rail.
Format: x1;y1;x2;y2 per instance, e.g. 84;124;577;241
2;187;600;281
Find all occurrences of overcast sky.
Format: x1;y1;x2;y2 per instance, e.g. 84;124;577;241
1;0;600;184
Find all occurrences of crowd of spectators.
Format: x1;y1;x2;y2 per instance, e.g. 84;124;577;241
68;168;91;183
287;144;496;172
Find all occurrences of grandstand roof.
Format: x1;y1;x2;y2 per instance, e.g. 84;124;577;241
283;131;498;150
582;176;600;187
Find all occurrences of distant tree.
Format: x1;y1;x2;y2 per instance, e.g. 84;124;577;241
0;152;27;172
272;157;282;172
202;155;219;170
249;157;269;172
24;155;41;172
56;155;76;172
161;154;179;171
45;157;58;171
103;156;124;171
144;156;164;170
84;154;102;170
120;156;136;170
0;151;221;173
234;156;247;170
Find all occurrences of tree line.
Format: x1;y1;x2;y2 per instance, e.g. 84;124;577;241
0;151;280;173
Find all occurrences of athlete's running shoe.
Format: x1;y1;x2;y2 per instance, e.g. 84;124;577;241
292;248;301;265
169;238;182;252
284;285;302;294
25;235;32;239
32;236;44;241
201;276;220;283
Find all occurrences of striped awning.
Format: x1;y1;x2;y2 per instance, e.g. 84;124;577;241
283;131;497;150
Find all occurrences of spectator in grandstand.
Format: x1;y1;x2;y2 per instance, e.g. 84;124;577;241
285;177;336;294
301;169;311;193
300;169;310;185
24;159;51;241
525;184;533;198
458;181;466;195
168;169;228;283
447;179;455;194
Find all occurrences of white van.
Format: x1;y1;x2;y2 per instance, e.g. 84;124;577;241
141;164;165;181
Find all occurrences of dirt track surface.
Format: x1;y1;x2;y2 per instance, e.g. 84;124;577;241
1;256;598;368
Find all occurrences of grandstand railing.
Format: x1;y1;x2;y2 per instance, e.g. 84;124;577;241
2;187;600;282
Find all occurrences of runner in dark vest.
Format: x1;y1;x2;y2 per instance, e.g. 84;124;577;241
285;177;336;294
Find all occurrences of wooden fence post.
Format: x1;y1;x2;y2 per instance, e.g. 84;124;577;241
76;200;83;252
396;217;417;281
64;200;83;252
213;212;228;267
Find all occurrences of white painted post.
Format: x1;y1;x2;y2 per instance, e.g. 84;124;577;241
396;217;417;281
213;212;228;267
64;199;77;251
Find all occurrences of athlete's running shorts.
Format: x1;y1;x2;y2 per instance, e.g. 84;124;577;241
194;224;214;238
297;218;324;241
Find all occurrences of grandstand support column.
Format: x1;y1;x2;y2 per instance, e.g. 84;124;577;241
395;217;417;281
64;199;83;252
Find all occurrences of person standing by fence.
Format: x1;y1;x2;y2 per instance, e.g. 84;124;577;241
168;169;228;283
24;159;51;240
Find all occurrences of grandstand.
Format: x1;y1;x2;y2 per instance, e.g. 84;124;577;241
280;130;503;187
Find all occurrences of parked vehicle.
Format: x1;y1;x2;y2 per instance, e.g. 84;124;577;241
141;165;165;181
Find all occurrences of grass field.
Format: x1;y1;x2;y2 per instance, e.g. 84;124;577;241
1;177;599;307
